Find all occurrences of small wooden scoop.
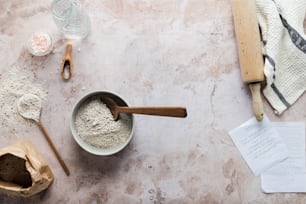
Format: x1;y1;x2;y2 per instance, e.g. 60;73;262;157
101;96;187;121
61;43;73;80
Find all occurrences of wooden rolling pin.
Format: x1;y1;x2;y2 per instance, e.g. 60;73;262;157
231;0;265;121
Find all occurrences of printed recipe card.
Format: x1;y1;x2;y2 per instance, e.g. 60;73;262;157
261;122;306;193
229;117;289;176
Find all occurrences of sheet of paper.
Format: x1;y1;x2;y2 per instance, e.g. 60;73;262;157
261;122;306;193
229;117;289;176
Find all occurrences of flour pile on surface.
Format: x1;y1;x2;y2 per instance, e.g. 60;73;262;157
0;67;47;128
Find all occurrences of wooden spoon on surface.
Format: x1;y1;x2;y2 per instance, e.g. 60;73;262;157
101;96;187;121
17;94;70;176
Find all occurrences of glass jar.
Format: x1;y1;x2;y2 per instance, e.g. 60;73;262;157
27;31;53;56
52;0;90;39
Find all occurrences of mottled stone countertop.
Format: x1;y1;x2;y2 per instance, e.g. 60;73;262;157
0;0;306;203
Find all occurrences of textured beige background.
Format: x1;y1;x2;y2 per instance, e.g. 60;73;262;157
0;0;305;203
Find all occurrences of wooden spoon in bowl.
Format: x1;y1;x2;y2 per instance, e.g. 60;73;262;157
101;96;187;121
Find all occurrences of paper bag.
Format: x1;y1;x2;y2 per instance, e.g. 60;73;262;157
0;141;54;197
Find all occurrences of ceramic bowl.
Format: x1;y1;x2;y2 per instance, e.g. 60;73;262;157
70;91;134;156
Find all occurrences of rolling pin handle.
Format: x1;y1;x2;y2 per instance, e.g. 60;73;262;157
249;83;264;121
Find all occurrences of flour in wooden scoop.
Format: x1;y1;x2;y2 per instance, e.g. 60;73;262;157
74;98;132;149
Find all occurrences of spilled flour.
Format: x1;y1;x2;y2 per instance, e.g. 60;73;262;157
0;67;47;128
75;98;132;149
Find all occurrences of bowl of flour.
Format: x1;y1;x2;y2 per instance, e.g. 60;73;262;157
70;91;134;156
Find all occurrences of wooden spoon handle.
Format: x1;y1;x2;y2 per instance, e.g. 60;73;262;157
117;106;187;118
37;122;70;176
65;43;72;58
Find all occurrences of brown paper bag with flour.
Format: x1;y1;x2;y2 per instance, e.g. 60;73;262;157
0;141;54;197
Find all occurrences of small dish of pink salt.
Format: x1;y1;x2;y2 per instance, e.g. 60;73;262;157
27;31;53;56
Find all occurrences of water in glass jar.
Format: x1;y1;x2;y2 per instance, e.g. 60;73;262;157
52;0;90;39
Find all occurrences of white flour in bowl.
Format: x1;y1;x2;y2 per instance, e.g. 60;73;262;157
74;98;132;149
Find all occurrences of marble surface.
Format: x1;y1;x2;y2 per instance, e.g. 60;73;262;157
0;0;305;203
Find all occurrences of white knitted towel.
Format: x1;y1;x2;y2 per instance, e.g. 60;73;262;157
255;0;306;115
